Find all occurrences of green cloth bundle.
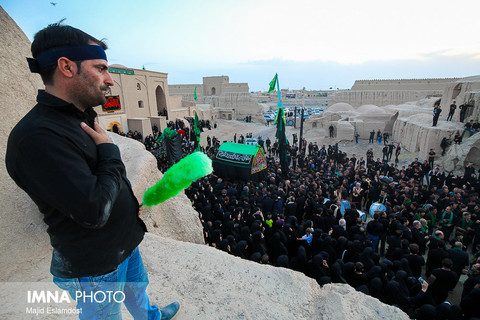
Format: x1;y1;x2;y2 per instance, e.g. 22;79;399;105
143;152;213;206
156;127;177;143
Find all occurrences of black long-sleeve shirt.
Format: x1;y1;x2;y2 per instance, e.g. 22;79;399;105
6;90;146;278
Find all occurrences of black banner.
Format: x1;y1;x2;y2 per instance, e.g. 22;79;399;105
216;150;252;165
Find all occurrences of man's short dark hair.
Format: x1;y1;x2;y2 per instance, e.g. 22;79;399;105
442;258;453;269
409;243;419;254
31;22;108;85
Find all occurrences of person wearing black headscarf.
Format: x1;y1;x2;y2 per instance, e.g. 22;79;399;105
267;232;288;263
236;240;248;259
359;247;376;272
343;240;363;263
251;231;267;257
308;253;331;286
386;270;430;316
290;245;307;273
276;255;289;268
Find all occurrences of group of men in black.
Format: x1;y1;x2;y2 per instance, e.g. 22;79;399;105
120;120;480;319
368;129;390;145
446;101;475;124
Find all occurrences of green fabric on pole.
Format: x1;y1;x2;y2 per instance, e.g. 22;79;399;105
274;106;286;126
194;111;200;151
268;73;277;93
275;108;289;175
194;87;198;101
194;112;200;136
143;152;213;206
156;127;177;143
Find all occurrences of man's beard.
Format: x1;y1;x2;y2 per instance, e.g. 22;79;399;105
77;85;110;109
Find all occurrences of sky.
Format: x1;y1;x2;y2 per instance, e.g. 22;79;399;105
2;0;480;91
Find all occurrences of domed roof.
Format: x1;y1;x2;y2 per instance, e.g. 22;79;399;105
327;103;355;112
109;64;129;69
356;104;386;114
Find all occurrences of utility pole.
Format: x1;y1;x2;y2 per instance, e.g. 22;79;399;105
293;104;297;128
299;87;305;152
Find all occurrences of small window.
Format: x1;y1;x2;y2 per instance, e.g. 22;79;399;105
137;83;141;90
138;100;144;108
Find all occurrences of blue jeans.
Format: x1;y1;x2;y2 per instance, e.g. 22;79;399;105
53;247;160;320
367;233;379;253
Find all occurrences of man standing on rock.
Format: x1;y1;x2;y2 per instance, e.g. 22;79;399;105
5;23;179;320
446;101;456;121
459;103;471;123
433;105;442;127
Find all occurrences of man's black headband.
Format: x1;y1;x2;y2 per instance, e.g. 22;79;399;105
27;45;107;73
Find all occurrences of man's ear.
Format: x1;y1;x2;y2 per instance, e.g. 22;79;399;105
57;57;76;78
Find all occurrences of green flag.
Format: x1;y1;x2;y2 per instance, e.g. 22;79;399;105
156;127;177;143
194;112;200;136
194;111;200;151
194;87;198;101
268;73;277;93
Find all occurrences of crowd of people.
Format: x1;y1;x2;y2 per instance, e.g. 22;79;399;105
122;120;480;319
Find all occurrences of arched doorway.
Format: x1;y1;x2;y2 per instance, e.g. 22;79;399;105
384;111;398;134
452;84;462;100
107;121;123;134
156;86;168;118
211;87;216;95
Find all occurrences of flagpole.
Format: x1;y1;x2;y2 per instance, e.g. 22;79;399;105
276;75;283;109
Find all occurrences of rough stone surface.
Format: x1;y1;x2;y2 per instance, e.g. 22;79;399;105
392;114;462;160
384;103;432;119
334;120;355;141
0;5;52;283
331;89;444;107
440;133;480;172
